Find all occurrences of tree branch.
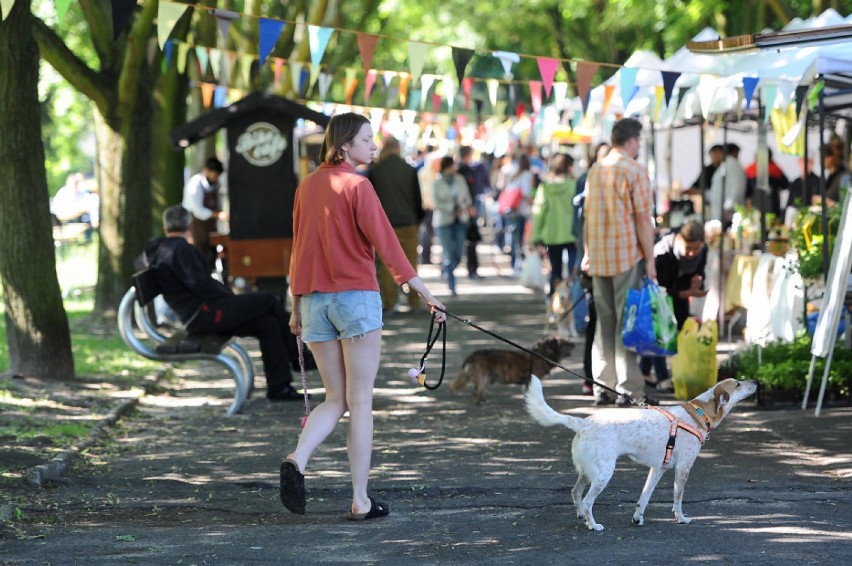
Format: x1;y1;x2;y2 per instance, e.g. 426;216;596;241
117;0;160;119
79;0;117;69
30;15;114;113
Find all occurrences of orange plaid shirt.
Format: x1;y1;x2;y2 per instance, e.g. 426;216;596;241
583;148;654;277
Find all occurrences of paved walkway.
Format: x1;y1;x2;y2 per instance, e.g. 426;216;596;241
5;256;852;565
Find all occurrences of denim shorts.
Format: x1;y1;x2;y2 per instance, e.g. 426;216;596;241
300;290;383;342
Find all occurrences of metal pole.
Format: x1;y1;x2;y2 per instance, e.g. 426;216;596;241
719;123;729;332
819;89;829;277
699;120;707;223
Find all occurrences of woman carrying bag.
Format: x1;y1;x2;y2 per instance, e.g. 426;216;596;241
432;156;472;296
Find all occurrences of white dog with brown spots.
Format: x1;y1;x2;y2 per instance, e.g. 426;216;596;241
524;376;757;531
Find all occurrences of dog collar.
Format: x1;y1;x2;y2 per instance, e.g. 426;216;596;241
686;401;712;435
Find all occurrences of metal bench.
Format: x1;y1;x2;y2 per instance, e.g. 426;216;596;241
116;269;255;416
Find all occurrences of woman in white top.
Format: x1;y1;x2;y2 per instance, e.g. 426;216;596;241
431;156;472;296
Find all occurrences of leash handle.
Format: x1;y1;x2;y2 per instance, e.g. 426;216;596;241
297;336;310;428
411;314;447;391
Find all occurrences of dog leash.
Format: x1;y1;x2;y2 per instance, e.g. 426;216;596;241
296;336;311;428
421;306;641;406
408;315;447;390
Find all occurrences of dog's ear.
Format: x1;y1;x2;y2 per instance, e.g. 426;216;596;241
713;386;732;414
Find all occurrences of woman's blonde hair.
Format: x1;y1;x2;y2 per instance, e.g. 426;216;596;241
319;112;370;165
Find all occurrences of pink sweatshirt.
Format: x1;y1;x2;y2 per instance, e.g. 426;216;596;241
290;162;417;296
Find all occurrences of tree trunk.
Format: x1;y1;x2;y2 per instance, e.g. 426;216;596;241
0;0;74;379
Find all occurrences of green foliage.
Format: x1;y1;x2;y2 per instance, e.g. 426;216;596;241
791;205;843;280
734;334;852;394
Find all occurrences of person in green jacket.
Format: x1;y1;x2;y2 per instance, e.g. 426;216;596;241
531;153;578;297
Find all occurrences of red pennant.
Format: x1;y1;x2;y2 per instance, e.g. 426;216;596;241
432;93;442;113
462;77;474;110
456;114;467;130
529;80;542;114
364;70;378;104
576;62;600;113
515;102;527;118
357;33;379;72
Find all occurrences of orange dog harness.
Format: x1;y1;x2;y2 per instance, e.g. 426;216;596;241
647;405;706;465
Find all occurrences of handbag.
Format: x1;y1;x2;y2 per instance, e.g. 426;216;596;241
497;187;523;214
622;277;678;356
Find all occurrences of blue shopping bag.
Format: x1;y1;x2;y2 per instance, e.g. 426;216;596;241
622;277;678;356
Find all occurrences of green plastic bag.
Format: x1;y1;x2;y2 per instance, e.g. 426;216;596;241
622;277;678;356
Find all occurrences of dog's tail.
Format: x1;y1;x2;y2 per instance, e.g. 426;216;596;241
525;376;585;432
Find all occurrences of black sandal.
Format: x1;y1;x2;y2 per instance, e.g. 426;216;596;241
346;497;390;521
280;460;306;515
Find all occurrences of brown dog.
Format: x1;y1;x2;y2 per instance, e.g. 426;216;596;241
450;335;574;404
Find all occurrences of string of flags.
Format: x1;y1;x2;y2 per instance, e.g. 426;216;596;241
5;0;813;132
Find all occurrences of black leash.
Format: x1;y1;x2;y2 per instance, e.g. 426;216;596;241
414;306;641;406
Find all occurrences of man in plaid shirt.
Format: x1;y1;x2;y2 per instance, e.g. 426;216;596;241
581;118;657;407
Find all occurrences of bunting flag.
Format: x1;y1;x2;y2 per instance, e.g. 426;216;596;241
290;61;303;95
493;51;519;78
536;57;559;98
432;93;442;114
742;76;759;110
318;72;334;100
398;73;411;107
571;109;583;130
444;76;456;112
177;42;190;74
209;48;221;79
619;67;639;108
660;71;680;106
240;54;254;88
273;58;284;88
364;69;378;104
0;0;12;20
407;41;429;84
419;74;436;109
161;40;174;72
462;77;473;110
654;85;664;121
201;82;215;108
576;62;599;113
602;84;615;116
211;8;239;42
552;82;568;109
157;1;191;48
223;52;236;85
776;81;796;111
308;25;334;75
111;0;135;39
195;46;209;76
452;47;475;86
357;33;379;72
760;84;778;123
697;74;717;119
529;80;542;114
214;85;228;108
344;68;358;105
258;18;285;65
486;79;499;108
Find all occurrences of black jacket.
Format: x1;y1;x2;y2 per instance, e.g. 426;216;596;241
654;233;706;329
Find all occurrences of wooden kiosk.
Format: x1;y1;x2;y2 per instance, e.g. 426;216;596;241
170;93;329;293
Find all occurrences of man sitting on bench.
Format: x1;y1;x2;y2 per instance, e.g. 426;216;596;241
144;205;305;401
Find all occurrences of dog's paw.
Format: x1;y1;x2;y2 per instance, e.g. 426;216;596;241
588;522;604;532
631;513;644;526
675;513;691;524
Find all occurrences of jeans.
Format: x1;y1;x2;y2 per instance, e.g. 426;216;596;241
436;221;467;294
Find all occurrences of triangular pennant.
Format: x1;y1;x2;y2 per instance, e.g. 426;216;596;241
462;77;473;110
222;51;236;85
408;89;421;111
211;9;238;42
240;54;254;88
776;81;796;110
364;70;378;104
486;79;499;108
214;86;228;108
571;109;583;130
208;48;221;79
619;67;639;108
290;61;303;95
383;71;396;90
654;85;664;121
420;74;436;110
494;100;507;119
742;76;759;111
161;40;175;73
536;57;559;98
111;0;135;39
760;84;778;124
195;46;209;76
660;71;680;107
452;47;475;86
398;73;411;107
300;66;310;96
807;80;824;111
602;84;615;116
55;0;73;24
493;51;520;78
529;80;542;114
157;1;190;49
552;82;568;109
258;18;285;66
0;0;13;20
444;76;456;112
357;33;379;73
795;85;808;117
273;58;284;88
200;82;215;108
697;74;717;119
576;62;599;113
177;42;190;74
407;41;429;85
318;72;334;101
308;25;334;75
344;68;358;105
432;93;442;114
